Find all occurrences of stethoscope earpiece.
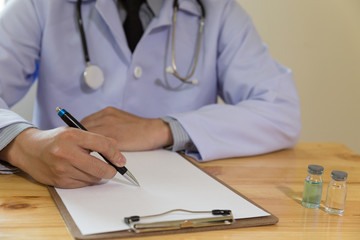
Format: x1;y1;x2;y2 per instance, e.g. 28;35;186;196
166;66;175;74
166;66;198;85
191;79;199;85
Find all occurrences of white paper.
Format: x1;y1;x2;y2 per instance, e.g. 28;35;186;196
56;150;269;235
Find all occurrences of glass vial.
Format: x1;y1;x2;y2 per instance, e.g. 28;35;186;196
302;164;324;209
325;170;348;216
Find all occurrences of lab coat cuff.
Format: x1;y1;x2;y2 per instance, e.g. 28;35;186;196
0;122;36;151
0;123;36;174
161;116;197;152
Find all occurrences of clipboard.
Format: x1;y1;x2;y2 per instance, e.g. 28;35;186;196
48;151;278;239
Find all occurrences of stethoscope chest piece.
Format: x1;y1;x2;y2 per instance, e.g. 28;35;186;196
83;64;104;89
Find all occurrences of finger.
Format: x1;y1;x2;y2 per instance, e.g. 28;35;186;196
81;107;135;129
72;151;118;180
47;154;109;187
48;163;103;189
75;130;127;168
81;107;118;127
81;111;102;127
56;127;126;172
54;176;101;189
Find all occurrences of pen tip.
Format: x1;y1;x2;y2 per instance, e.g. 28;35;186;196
123;171;140;187
132;177;141;187
56;107;61;113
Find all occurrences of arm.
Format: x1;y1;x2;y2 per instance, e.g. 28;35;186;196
80;1;300;161
170;1;301;161
0;127;124;188
0;1;126;188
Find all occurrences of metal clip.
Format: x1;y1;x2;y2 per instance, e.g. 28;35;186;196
124;209;234;233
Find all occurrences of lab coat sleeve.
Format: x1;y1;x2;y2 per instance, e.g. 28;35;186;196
0;0;41;128
171;1;301;161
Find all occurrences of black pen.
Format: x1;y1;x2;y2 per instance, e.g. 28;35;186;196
56;107;140;186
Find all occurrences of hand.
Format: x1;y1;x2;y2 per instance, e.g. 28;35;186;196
81;107;173;151
0;127;125;188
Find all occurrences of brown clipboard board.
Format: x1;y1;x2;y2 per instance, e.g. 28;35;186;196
48;155;278;240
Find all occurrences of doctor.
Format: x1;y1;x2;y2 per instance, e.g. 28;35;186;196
0;0;301;188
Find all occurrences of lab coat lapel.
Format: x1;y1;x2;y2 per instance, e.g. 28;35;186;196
144;0;173;33
95;0;131;62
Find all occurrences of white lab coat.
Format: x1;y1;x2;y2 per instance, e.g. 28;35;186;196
0;0;301;161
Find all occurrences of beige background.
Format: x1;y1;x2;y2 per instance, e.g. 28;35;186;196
237;0;360;153
2;0;360;154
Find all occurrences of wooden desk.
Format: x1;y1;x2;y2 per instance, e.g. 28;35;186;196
0;143;359;240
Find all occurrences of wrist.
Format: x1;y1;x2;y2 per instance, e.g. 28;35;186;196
151;119;173;148
161;116;195;152
0;127;38;168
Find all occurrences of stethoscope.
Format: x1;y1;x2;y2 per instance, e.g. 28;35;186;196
77;0;104;89
76;0;205;89
166;0;205;85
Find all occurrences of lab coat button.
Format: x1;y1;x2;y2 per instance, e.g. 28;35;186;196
134;66;142;79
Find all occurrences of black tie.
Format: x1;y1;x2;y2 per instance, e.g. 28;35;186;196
123;0;144;52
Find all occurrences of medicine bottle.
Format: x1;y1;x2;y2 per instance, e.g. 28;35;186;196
302;164;324;209
325;170;348;216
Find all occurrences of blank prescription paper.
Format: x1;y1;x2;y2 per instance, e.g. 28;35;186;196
55;149;269;235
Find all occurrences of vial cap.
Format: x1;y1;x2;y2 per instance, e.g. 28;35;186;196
331;170;348;181
307;164;324;175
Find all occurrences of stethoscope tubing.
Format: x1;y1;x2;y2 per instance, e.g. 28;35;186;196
77;0;90;64
171;0;205;84
76;0;206;88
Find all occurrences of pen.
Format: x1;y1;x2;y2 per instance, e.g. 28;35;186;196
56;107;140;187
